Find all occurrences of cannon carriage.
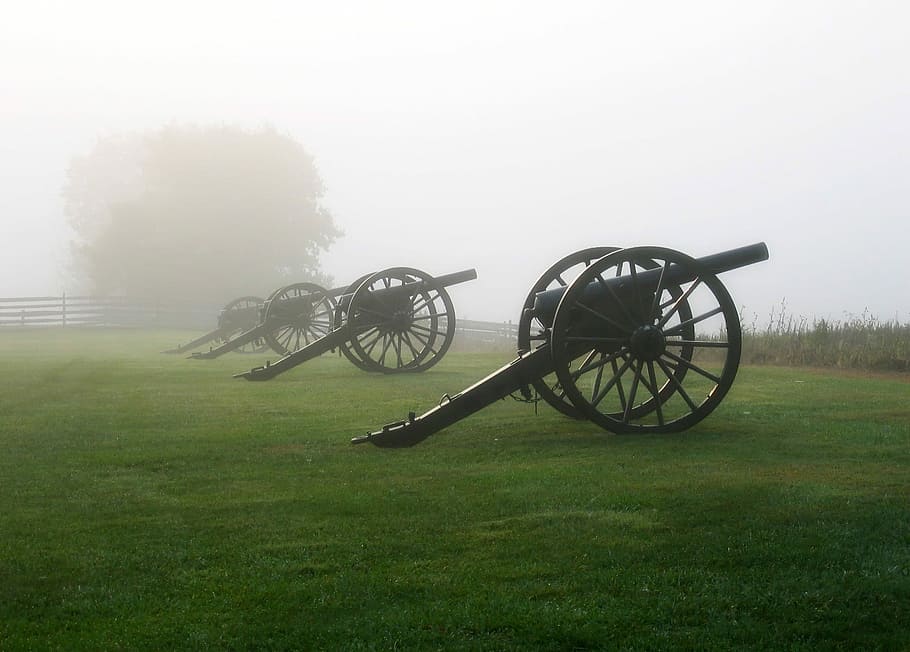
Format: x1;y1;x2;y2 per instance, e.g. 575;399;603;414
353;242;769;447
234;267;476;379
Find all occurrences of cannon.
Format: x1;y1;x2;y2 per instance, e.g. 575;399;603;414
353;243;769;447
233;266;477;379
188;281;352;360
162;295;269;355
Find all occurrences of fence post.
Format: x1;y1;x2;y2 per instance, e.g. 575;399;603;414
62;292;67;328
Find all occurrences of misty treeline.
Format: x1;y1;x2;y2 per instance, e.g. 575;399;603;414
64;125;341;304
740;305;910;373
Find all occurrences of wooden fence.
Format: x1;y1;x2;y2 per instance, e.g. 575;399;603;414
0;295;219;330
0;295;519;347
454;319;518;349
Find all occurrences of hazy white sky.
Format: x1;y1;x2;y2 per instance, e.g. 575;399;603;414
2;0;908;323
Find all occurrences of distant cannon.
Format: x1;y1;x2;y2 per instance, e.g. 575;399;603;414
233;267;477;379
186;281;350;359
162;295;268;355
353;243;769;447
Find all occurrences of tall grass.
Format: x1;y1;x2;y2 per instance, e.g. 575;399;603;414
741;301;910;372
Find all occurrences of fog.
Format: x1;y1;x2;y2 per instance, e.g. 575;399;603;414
2;0;908;324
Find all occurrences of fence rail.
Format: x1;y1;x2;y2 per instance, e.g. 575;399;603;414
0;295;519;347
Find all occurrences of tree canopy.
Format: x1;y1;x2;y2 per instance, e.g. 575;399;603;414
63;125;341;303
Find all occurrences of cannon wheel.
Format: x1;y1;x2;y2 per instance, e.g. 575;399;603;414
339;267;456;373
519;248;694;419
217;295;268;354
517;247;620;418
261;282;336;356
550;246;741;433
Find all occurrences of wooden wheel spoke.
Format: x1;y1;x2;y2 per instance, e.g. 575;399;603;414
663;350;721;384
656;357;699;412
571;347;627;379
411;312;449;322
648;261;670;323
576;349;599;374
646;361;665;426
276;327;295;349
590;354;607;404
658;278;702;328
360;328;383;356
408;327;430;347
310;322;332;337
662;306;724;336
612;357;628;413
665;339;730;349
391;334;404;367
377;332;393;365
410;323;448;339
632;360;658;397
400;331;424;360
410;291;439;316
590;355;635;407
621;360;644;423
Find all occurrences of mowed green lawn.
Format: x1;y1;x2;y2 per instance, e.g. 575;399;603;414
1;329;908;650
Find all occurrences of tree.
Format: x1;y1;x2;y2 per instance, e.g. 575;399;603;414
63;124;341;304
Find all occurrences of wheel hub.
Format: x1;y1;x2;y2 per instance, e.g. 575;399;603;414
629;324;666;361
389;309;413;333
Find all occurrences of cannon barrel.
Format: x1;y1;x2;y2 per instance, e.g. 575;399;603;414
353;243;768;448
235;268;477;380
531;242;769;325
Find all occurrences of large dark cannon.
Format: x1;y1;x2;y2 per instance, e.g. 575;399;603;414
233;267;477;379
353;243;769;447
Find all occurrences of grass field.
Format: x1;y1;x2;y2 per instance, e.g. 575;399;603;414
1;329;908;650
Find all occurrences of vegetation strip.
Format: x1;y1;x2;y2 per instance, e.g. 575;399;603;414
1;330;908;650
